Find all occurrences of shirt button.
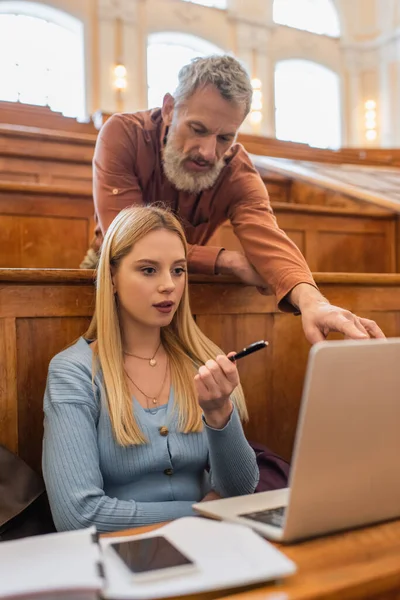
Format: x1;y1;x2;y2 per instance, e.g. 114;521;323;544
159;426;168;437
164;468;173;476
112;188;119;195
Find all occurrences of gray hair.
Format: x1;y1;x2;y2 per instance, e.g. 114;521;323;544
173;55;253;117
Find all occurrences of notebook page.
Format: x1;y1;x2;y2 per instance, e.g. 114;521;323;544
0;527;102;599
101;517;296;599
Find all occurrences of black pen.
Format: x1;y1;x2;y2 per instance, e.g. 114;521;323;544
228;340;268;362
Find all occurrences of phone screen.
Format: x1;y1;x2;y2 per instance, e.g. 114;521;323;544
110;536;194;574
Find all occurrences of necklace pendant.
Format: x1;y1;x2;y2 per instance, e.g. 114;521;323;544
149;358;157;367
152;398;157;404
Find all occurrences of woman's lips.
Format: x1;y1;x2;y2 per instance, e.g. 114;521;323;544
153;302;174;314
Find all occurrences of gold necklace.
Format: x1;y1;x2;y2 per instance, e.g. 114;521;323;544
124;358;169;408
123;340;162;367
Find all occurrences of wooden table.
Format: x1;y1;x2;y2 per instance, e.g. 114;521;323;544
104;518;400;600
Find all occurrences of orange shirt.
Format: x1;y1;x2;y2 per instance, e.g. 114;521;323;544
93;108;316;310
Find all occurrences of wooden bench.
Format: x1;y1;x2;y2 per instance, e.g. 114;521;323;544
2;179;398;271
0;182;93;268
1;269;400;474
0;125;94;187
0;101;97;134
209;202;398;273
2;180;397;271
240;133;400;167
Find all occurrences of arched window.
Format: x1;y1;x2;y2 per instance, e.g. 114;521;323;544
181;0;227;8
274;60;341;149
273;0;340;37
0;2;85;118
147;32;224;108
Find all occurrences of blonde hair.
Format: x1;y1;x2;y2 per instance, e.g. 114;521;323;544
85;206;248;446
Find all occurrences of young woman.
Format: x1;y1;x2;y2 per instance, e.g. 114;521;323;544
42;206;259;532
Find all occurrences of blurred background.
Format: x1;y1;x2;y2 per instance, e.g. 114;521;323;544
1;0;398;149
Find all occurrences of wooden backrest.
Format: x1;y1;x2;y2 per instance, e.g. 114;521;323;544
0;182;94;268
0;101;97;134
208;203;398;273
2;172;398;272
239;133;400;167
1;269;400;473
0;125;95;187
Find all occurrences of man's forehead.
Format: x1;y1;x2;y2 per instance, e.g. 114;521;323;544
176;88;244;131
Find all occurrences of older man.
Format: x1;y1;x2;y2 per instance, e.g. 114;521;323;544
87;54;383;343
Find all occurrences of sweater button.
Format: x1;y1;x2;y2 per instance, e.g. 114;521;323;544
112;188;119;195
164;468;173;476
159;426;168;437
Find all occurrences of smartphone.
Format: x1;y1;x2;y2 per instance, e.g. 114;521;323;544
109;535;197;582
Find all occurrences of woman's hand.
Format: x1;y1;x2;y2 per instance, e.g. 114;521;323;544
194;353;239;429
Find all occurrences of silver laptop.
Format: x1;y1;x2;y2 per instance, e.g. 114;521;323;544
194;338;400;543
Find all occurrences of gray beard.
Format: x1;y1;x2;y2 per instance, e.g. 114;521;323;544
162;137;225;195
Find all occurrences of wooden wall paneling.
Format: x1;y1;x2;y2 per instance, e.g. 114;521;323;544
195;314;274;445
396;216;400;273
0;155;92;188
16;316;91;473
2;271;400;472
0;125;96;163
313;231;391;273
0;183;94;268
269;313;311;460
314;275;400;313
272;207;397;273
209;207;397;274
301;231;320;272
0;318;18;454
1;215;89;268
0;284;95;319
189;281;277;316
283;230;306;256
288;180;392;214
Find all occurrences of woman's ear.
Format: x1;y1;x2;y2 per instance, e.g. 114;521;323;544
110;267;117;295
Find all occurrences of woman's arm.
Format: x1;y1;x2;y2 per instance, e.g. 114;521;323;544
205;407;259;497
194;355;259;497
43;356;194;533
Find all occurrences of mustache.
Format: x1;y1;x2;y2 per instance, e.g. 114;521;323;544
183;154;216;168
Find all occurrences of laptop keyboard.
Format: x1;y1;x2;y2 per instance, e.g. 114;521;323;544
239;506;286;528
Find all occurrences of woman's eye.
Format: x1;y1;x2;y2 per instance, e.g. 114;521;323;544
173;267;186;276
191;126;203;135
142;267;156;275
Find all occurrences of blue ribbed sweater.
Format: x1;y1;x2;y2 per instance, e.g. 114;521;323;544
42;338;259;532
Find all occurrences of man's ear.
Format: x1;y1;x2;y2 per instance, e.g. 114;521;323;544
161;93;175;126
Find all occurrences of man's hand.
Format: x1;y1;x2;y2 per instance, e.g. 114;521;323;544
289;283;385;344
215;250;272;294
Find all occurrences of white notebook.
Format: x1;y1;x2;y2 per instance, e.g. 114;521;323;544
0;517;296;600
0;526;102;599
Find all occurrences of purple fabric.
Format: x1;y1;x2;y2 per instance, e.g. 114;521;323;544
249;441;291;493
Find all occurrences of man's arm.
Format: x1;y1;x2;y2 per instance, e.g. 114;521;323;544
227;194;317;311
93;114;145;234
219;150;384;340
